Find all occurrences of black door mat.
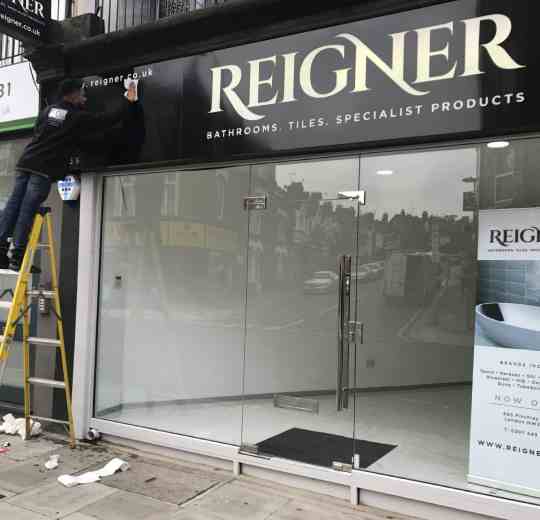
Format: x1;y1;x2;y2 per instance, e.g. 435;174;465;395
257;428;397;468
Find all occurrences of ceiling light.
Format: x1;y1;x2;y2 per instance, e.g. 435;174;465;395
487;141;510;149
376;170;394;176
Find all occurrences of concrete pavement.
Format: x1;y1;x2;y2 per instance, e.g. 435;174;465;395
0;433;419;520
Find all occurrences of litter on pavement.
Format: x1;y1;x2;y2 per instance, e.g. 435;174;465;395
45;454;60;470
57;458;129;487
0;414;42;439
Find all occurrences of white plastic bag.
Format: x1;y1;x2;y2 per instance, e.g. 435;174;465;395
0;414;42;439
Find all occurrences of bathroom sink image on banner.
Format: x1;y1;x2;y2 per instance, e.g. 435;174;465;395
475;260;540;350
476;303;540;350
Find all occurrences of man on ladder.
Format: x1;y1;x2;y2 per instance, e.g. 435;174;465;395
0;79;138;447
0;78;138;271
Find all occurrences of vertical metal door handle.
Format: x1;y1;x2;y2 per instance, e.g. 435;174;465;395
337;255;352;411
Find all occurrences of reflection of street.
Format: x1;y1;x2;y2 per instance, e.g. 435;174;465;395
356;280;419;344
102;277;422;339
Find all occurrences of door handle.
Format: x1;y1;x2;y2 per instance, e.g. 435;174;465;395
337;255;352;411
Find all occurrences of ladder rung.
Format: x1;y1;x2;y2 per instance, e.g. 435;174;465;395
27;290;55;299
27;377;65;389
30;415;69;426
36;243;49;248
28;337;61;348
0;301;12;310
0;269;19;276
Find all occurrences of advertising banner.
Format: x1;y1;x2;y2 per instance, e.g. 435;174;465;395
0;62;39;133
469;209;540;497
82;0;540;168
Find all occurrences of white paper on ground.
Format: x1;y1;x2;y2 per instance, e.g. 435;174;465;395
98;458;129;477
45;454;60;470
58;472;100;488
0;414;42;439
57;458;129;487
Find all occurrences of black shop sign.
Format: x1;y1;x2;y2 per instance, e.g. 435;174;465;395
84;0;540;167
0;0;51;42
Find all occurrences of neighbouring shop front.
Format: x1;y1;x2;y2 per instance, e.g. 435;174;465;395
0;61;39;411
52;0;540;518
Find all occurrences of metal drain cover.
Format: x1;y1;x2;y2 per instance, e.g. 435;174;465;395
273;394;319;413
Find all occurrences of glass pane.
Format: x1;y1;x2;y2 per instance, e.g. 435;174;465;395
95;168;249;445
354;142;540;506
354;147;477;480
241;158;360;468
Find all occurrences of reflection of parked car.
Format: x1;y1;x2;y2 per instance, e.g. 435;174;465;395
303;271;339;294
353;265;373;282
366;262;384;279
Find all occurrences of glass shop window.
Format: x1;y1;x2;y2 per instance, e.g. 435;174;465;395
0;138;30;210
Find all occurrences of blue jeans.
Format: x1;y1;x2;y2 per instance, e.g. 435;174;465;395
0;171;52;258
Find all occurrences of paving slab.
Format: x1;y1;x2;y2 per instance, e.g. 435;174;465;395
79;490;179;520
185;479;290;520
7;481;117;518
0;434;63;464
0;502;49;519
0;486;14;499
0;445;112;493
101;457;232;505
270;499;405;520
63;514;100;520
172;510;226;520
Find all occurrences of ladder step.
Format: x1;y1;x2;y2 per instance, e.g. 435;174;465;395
28;337;61;348
0;301;12;310
0;269;19;276
27;290;55;299
27;377;65;389
30;415;69;426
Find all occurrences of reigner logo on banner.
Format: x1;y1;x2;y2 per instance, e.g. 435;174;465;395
209;14;525;121
479;209;540;260
490;227;540;247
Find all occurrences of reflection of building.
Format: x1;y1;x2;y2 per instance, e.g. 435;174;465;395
479;142;540;209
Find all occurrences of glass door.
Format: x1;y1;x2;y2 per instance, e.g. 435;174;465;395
240;158;361;469
353;147;478;478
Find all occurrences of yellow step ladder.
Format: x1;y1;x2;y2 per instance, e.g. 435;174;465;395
0;207;75;448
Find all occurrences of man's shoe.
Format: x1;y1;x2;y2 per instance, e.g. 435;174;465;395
8;251;22;272
8;260;20;272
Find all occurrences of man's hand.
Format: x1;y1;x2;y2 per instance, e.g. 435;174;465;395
126;82;137;103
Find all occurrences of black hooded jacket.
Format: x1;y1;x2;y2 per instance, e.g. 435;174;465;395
16;98;134;181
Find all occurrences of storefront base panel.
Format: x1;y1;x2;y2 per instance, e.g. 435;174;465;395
468;475;540;501
88;418;540;520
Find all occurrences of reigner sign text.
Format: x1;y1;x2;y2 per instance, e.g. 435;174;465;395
0;0;51;43
210;14;524;121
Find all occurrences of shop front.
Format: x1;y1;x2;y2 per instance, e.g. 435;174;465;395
65;0;540;518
